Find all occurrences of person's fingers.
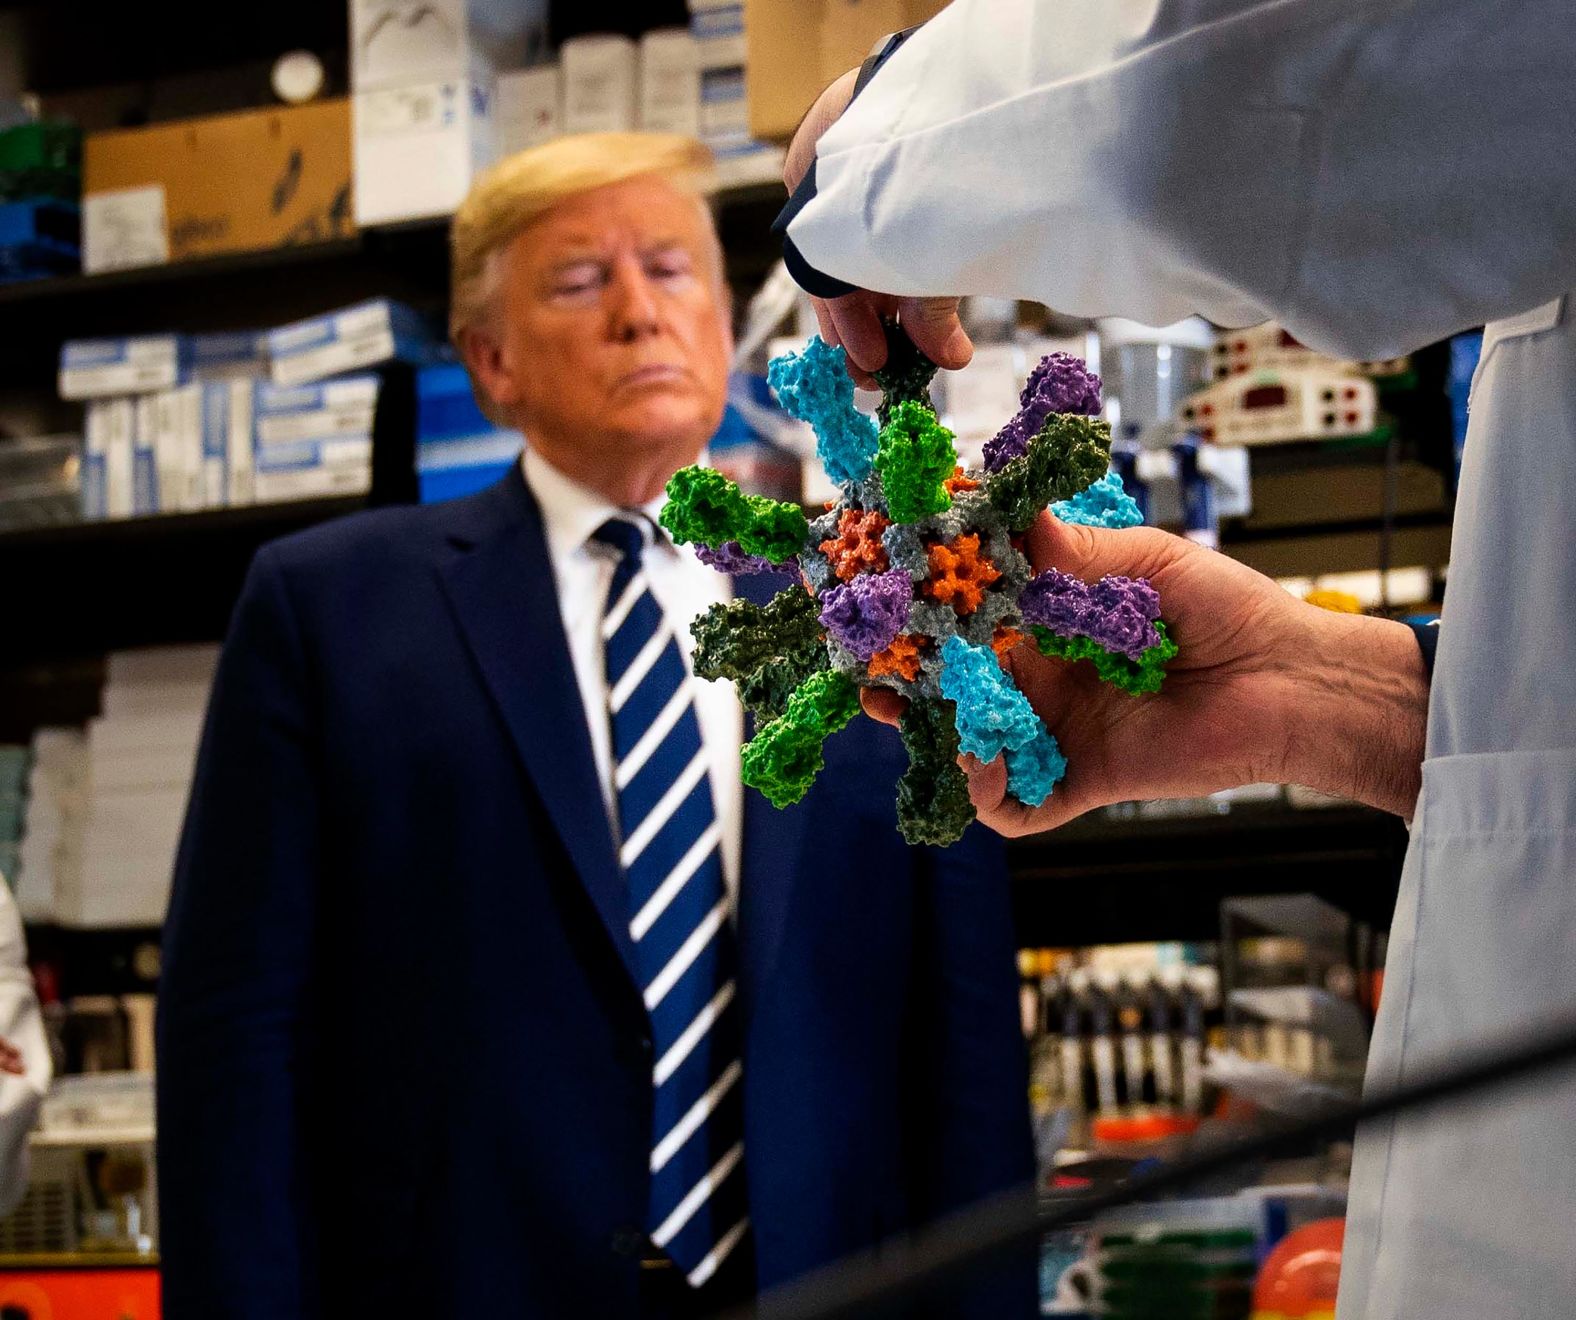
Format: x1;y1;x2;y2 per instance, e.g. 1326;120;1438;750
811;297;841;351
825;294;891;376
897;297;973;370
860;688;905;726
1026;508;1183;584
0;1040;23;1075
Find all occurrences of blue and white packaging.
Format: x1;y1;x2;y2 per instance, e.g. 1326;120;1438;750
81;400;132;520
689;3;745;71
188;330;268;383
253;437;374;503
132;396;159;516
265;299;437;387
226;380;255;506
415;364;522;504
252;374;378;502
102;401;135;518
254;375;380;446
59;336;185;400
200;383;232;508
152;386;203;513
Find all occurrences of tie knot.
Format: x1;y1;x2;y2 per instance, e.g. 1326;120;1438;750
591;515;653;563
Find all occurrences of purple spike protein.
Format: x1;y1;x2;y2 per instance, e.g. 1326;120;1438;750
982;352;1104;472
1019;569;1162;660
695;541;780;576
818;568;914;661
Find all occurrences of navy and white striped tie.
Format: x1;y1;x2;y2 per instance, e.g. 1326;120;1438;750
592;515;750;1289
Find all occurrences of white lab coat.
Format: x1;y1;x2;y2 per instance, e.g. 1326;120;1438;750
790;2;1576;1314
0;880;48;1218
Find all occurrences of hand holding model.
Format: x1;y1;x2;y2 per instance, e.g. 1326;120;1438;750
0;1036;23;1076
863;512;1429;833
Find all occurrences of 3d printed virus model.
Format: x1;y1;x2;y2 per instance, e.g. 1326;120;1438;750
659;328;1178;846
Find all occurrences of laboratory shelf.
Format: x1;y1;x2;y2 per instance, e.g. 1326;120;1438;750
1008;800;1408;946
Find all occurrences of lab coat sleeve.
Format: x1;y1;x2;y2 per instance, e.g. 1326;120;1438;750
909;826;1038;1318
157;546;321;1319
790;0;1576;359
0;883;49;1219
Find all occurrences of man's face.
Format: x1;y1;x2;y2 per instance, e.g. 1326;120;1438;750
474;175;732;504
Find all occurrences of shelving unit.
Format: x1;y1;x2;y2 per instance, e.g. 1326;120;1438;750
1009;800;1409;947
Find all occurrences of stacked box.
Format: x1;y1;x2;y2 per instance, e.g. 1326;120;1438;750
265;298;441;386
253;376;380;502
689;2;785;188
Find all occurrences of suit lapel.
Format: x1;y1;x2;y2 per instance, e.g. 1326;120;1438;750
437;468;641;988
733;571;812;1012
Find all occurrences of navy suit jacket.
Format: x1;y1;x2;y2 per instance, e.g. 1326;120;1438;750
157;466;1035;1318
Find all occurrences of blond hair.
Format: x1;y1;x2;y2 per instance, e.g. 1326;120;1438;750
449;132;717;344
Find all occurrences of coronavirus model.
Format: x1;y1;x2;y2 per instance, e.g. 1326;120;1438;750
659;328;1178;847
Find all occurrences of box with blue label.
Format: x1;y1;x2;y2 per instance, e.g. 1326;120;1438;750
59;335;186;400
265;299;439;387
253;374;378;502
416;364;521;504
189;329;268;382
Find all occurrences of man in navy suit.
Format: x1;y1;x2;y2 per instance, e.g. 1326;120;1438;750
157;132;1034;1318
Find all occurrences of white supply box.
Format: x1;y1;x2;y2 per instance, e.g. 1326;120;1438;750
59;336;184;400
561;35;638;133
495;64;561;156
266;299;433;386
131;396;159;516
349;0;545;224
82;399;134;520
254;439;375;503
639;30;699;135
255;376;381;446
354;74;498;226
152;385;203;513
699;67;749;144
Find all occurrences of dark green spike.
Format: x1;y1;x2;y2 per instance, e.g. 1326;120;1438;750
895;697;977;846
873;321;940;427
985;414;1112;531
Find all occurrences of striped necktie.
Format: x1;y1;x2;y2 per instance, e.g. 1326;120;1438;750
591;515;751;1290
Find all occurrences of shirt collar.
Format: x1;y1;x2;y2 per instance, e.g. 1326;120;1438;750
521;446;701;569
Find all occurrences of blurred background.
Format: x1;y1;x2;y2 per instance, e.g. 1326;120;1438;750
0;1;1479;1315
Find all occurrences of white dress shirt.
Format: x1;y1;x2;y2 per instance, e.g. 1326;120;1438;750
522;447;743;900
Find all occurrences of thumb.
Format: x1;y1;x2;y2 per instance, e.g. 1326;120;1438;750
898;296;972;370
1024;510;1183;583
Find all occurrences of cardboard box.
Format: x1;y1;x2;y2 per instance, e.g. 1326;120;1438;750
82;100;353;271
744;0;948;141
